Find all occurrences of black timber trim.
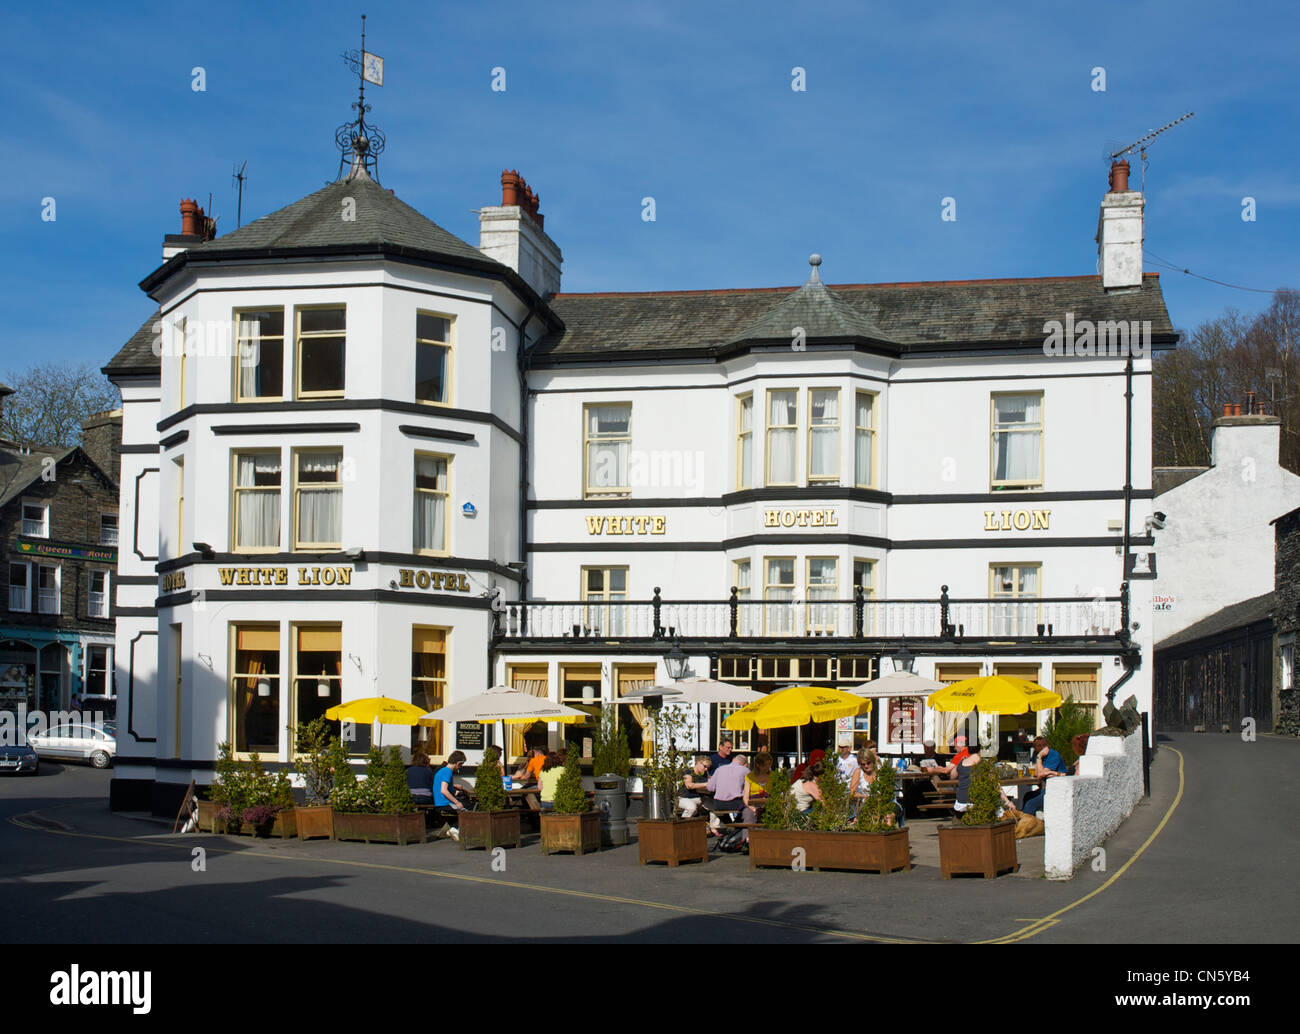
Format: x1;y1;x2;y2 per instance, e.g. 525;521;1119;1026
116;606;159;617
529;488;1155;510
159;430;189;450
211;422;360;436
115;575;156;585
494;637;1131;656
153;551;523;580
157;399;523;443
527;534;1157;552
155;588;495;608
399;424;476;443
120;444;160;454
127;629;158;743
132;468;159;562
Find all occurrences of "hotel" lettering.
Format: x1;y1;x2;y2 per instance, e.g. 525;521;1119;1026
763;508;838;528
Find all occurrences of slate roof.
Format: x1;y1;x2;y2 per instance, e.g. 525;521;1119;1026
1154;466;1209;496
536;271;1176;364
139;176;505;297
0;445;74;509
103;311;162;378
1155;591;1277;652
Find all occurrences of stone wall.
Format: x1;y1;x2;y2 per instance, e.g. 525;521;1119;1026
1043;728;1144;879
1276;508;1299;735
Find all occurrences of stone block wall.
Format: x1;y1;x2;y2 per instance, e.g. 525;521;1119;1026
1043;728;1144;879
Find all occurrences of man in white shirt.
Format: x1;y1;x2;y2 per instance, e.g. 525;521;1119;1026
835;743;859;783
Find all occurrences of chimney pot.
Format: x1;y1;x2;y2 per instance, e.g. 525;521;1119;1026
1232;403;1243;416
180;198;200;236
501;170;520;207
1223;403;1233;417
1246;390;1256;414
1108;159;1131;193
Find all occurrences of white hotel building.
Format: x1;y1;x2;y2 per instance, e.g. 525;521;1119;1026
105;144;1174;812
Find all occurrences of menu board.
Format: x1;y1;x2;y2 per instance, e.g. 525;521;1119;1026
455;722;485;750
889;698;921;745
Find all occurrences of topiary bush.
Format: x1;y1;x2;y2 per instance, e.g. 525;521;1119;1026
475;746;507;811
552;748;590;815
960;758;1002;826
760;768;796;830
592;705;631;778
855;762;898;833
379;746;416;814
294;717;338;806
811;755;854;831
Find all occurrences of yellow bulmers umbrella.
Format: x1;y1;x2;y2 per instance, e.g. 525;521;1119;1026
325;697;434;726
925;675;1062;714
723;685;870;732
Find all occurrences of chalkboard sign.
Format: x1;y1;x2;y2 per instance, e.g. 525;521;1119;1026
456;722;485;750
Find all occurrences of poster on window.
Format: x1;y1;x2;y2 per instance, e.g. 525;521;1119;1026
835;715;854;748
888;698;921;747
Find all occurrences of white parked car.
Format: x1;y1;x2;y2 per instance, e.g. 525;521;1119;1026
28;722;116;769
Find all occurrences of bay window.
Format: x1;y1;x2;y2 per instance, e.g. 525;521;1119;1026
296;307;346;398
234;309;285;401
415;312;453;404
232;624;280;755
808;388;839;484
736;394;753;489
293;449;343;550
233;452;282;551
855;392;876;487
414;454;450;555
766;390;797;485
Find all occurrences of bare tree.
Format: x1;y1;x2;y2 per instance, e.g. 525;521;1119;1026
0;363;121;448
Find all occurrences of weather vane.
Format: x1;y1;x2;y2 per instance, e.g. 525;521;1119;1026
336;14;386;181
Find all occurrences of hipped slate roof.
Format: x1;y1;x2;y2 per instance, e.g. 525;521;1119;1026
1155;591;1277;652
536;271;1176;364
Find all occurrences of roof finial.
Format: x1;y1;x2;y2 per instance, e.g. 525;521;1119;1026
336;15;386;182
808;253;823;284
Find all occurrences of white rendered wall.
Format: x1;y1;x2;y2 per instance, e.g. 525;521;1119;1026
1043;728;1144;878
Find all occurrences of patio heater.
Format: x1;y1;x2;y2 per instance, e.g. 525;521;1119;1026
890;640;915;754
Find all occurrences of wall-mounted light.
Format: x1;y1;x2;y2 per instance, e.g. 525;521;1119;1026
343;546;365;561
349;653;363;673
197;653;213;671
192;542;215;560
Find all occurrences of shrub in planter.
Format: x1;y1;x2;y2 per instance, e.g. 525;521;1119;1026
1045;695;1093;766
460;746;521;850
206;743;295;836
329;746;423;845
939;757;1017;878
637;706;708;866
541;750;601;855
292;720;346;840
592;705;631;778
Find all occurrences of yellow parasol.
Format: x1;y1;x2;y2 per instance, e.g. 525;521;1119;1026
324;696;435;749
724;685;870;763
925;675;1062;751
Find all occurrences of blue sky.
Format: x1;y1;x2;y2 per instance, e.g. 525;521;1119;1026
4;0;1297;371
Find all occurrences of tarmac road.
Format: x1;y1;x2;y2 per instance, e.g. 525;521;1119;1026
0;732;1294;944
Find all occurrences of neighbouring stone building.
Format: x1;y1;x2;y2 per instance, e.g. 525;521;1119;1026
1273;505;1299;735
1;410;121;717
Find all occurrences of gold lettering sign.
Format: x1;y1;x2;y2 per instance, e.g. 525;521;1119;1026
396;569;472;593
585;515;667;535
762;508;839;528
215;566;351;586
160;570;187;592
983;509;1050;532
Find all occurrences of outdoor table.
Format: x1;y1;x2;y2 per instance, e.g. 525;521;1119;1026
466;787;542;812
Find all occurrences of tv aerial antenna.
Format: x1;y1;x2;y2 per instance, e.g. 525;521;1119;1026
1107;112;1195;192
232;161;248;228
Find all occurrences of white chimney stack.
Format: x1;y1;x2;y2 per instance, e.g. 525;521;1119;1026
478;169;562;298
1096;160;1144;291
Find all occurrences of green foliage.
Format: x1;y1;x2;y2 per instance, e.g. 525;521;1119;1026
1044;696;1094;765
294;717;338;806
207;742;294;830
855;762;898;833
641;706;691;815
760;767;797;831
552;750;590;815
810;757;854;831
380;747;416;814
960;758;1002;826
328;740;376;813
475;746;507;812
592;705;631;777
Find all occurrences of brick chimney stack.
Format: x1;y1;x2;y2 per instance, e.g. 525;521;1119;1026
164;198;216;260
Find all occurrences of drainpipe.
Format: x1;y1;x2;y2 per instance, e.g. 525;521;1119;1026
1112;352;1135;705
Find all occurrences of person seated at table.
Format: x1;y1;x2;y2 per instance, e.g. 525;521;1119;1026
746;752;774;797
951;743;1015;819
791;761;824;815
512;745;547;787
790;748;826;783
918;740;940;769
931;734;971;791
835;743;860;783
1021;737;1069;815
433;751;470;841
406;751;435;801
678;755;711;818
704;753;750;831
708;738;735;775
848;750;906;827
537;752;564;811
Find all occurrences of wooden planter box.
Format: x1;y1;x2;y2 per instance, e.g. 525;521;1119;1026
294;805;335;841
459;809;522;851
540;811;602;855
637;818;708;867
749;827;911;874
938;820;1019;879
196;800;297;838
331;811;426;846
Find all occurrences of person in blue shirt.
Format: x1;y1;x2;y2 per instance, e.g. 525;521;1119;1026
432;751;469;840
1021;737;1069;816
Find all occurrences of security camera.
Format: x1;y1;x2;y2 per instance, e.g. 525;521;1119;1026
388;579;399;590
1144;513;1167;532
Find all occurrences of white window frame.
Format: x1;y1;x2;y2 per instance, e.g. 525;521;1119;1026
855;390;877;489
805;556;838;634
99;513;119;546
583;403;632;499
581;566;628;636
233;307;287;403
765;389;798;487
989;562;1042;636
292;448;344;551
88;569;109;618
736;393;753;490
8;562;31;612
413;452;451;557
36;564;60;615
763;555;795;635
21;499;49;539
232;450;284;554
